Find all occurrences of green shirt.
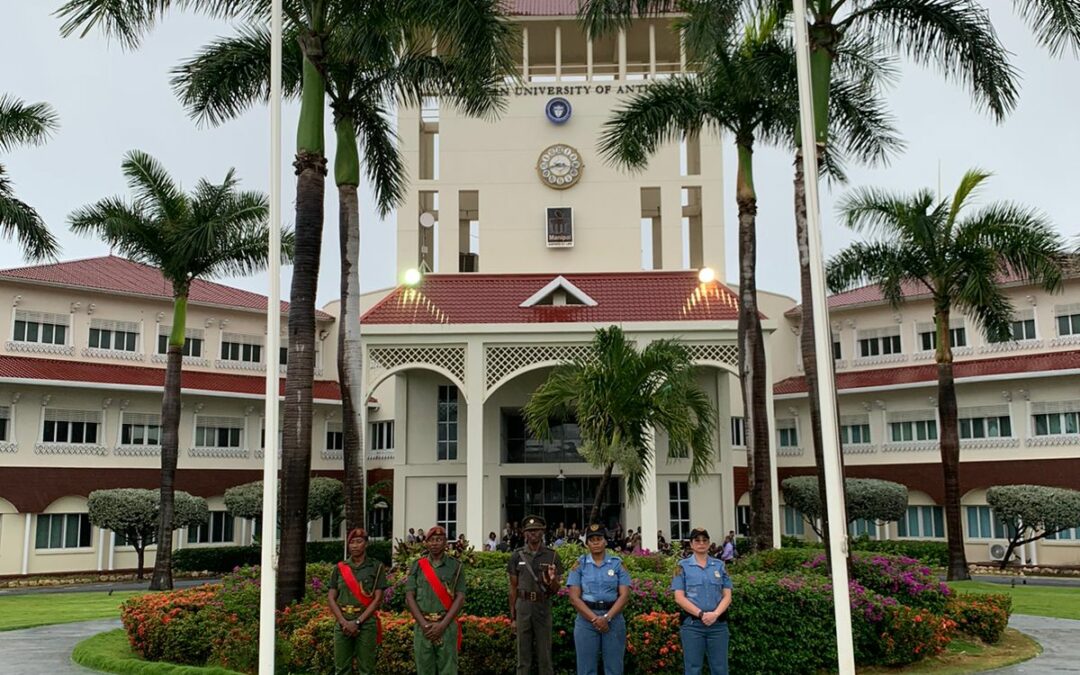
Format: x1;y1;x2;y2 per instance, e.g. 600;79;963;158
508;545;563;595
405;554;466;613
329;557;388;607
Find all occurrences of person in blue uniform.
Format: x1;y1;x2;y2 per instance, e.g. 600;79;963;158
671;527;733;675
567;524;631;675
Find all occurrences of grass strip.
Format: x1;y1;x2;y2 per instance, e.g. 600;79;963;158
950;581;1080;621
0;591;144;631
72;630;245;675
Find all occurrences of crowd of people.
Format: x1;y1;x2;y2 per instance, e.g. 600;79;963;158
345;518;735;675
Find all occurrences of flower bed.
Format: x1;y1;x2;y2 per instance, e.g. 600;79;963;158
120;551;1006;674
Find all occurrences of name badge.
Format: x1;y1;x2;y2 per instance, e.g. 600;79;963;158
714;570;721;578
607;569;615;577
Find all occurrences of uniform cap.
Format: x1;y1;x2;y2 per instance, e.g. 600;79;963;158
522;515;546;531
688;527;710;540
426;525;447;539
585;523;607;539
347;528;368;542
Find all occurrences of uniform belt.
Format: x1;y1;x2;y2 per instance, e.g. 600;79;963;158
517;589;545;602
422;612;446;622
584;600;614;610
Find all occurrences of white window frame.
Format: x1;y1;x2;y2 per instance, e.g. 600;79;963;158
0;405;10;443
187;510;235;545
840;423;871;445
730;416;745;448
89;319;139;353
12;310;69;346
669;481;690;541
157;325;205;358
436;482;458;539
325;421;344;451
897;505;945;539
964;505;1009;540
40;409;102;445
777;419;799;448
119;411;162;447
370;420;394;451
220;333;264;364
35;513;92;550
437;385;459;461
194;415;245;449
888;419;939;443
783;505;805;537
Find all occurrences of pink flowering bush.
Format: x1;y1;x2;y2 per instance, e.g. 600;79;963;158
804;552;951;612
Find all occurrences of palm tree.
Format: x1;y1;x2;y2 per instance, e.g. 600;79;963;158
59;0;514;607
524;326;716;527
170;2;514;539
595;3;901;551
69;150;286;590
0;94;60;261
827;169;1066;579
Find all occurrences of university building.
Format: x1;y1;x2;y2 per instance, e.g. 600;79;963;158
0;2;1077;577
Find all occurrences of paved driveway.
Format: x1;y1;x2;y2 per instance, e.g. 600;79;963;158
986;614;1080;674
0;618;119;674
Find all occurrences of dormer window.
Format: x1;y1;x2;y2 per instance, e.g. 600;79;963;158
520;276;597;308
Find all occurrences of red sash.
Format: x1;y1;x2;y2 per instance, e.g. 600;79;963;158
418;557;462;651
337;561;383;644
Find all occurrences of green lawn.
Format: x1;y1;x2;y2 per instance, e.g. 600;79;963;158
72;629;245;675
950;580;1080;620
0;590;144;631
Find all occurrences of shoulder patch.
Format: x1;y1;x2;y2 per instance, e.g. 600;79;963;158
675;565;684;577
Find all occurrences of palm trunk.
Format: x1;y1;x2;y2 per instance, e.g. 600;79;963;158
793;149;836;567
589;463;615;525
735;141;772;553
335;118;365;531
936;306;968;580
135;542;146;580
150;292;188;591
278;52;327;608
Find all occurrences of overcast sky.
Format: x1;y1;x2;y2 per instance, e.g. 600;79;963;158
3;5;1077;308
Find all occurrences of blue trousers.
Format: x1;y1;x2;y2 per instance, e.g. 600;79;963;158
574;614;626;675
679;618;729;675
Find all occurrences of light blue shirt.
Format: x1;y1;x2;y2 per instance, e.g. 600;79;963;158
567;553;631;603
671;555;733;612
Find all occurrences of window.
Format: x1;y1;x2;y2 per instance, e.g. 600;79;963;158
436;482;458;538
965;505;1009;539
121;413;161;446
279;345;288;366
783;505;805;536
0;405;9;442
730;417;745;448
320;510;343;539
777;420;799;448
889;419;938;443
1046;526;1080;541
989;317;1036;343
832;335;842;361
115;530;156;547
89;319;138;352
157;326;204;357
1034;412;1080;436
195;416;244;448
858;333;901;358
959;415;1012;439
42;409;101;444
187;511;235;544
35;513;91;549
841;424;871;445
437;385;458;460
370;420;394;451
326;423;343;451
669;481;690;541
898;506;945;539
919;326;967;351
849;518;877;539
220;334;263;363
13;311;68;345
736;505;751;538
1056;310;1080;337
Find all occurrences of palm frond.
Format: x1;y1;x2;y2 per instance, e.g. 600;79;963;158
0;96;60;152
55;0;259;50
599;77;711;170
1011;0;1080;56
837;185;935;238
68;195;162;266
578;0;681;38
841;0;1019;121
0;169;60;261
121;150;189;223
351;102;406;218
826;241;921;306
946;167;991;229
954;202;1066;291
826;77;905;169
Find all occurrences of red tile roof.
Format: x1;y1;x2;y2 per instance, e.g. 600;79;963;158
361;271;742;325
0;354;341;400
0;255;333;321
773;349;1080;395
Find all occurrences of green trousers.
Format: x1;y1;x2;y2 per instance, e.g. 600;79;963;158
334;620;377;675
413;621;459;675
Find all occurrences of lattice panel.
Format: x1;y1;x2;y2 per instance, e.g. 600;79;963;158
367;345;466;387
685;343;738;368
485;344;592;389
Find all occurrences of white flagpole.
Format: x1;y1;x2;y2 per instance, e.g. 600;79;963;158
790;1;856;672
258;0;283;672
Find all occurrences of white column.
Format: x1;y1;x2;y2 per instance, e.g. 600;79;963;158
648;24;656;77
765;332;781;547
360;391;369;529
554;25;562;80
465;341;485;544
97;528;105;571
640;430;659;551
393;373;409;541
586;38;593;79
522;27;530;81
716;371;735;537
21;513;31;575
107;531;115;571
617;29;627;80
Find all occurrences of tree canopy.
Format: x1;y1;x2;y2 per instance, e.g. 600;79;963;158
988;484;1080;568
224;477;344;522
781;476;908;537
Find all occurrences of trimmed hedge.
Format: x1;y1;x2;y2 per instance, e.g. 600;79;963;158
946;593;1012;644
774;536;949;567
172;540;392;573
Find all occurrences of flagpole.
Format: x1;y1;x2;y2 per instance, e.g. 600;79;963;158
257;0;283;672
790;1;856;672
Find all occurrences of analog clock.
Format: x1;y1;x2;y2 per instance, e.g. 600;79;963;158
537;144;583;189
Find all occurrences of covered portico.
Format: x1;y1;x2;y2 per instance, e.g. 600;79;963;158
359;271;781;549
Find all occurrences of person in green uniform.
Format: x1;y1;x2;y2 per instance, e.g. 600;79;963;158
328;528;388;675
406;525;466;675
508;515;563;675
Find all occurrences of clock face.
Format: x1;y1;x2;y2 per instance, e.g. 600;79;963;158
537;144;583;189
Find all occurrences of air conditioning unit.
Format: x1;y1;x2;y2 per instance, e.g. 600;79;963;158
988;543;1008;561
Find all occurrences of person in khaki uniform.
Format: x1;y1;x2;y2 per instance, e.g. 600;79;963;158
406;526;466;675
508;515;564;675
328;528;388;675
